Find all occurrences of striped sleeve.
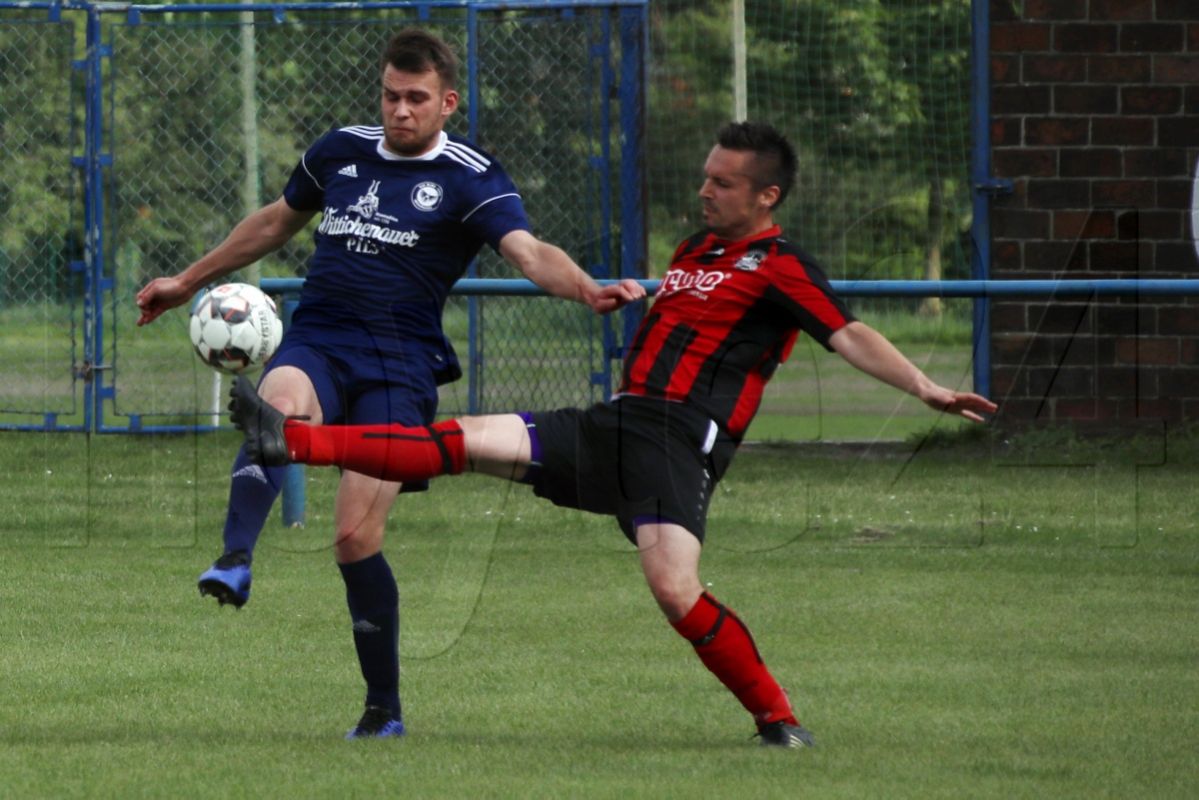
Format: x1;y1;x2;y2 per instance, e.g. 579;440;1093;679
456;148;530;250
768;250;855;351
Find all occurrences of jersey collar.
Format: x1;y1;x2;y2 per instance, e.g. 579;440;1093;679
709;223;781;247
376;130;448;162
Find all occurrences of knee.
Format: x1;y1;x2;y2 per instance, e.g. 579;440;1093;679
647;576;703;622
334;523;384;564
260;391;301;419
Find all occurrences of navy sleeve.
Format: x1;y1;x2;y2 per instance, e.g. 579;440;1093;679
460;161;531;251
282;133;332;212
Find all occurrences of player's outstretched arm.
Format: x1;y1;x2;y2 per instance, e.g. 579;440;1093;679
135;198;315;326
829;321;997;422
497;229;646;314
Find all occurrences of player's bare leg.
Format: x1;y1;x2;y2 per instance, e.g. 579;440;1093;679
200;369;323;608
637;522;815;749
334;469;408;739
459;414;532;480
635;522;705;621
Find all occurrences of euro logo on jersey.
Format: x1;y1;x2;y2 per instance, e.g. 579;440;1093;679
411;181;444;212
734;250;767;271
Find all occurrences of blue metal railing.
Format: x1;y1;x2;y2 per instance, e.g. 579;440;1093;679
264;277;1199;298
262;275;1199;526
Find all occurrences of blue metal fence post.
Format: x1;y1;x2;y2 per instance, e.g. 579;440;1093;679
970;0;1012;401
593;12;616;395
465;6;482;414
618;4;647;356
83;2;107;431
279;297;305;527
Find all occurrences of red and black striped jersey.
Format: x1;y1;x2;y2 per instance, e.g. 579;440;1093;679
617;225;854;440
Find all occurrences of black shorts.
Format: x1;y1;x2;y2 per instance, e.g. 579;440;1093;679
527;396;738;544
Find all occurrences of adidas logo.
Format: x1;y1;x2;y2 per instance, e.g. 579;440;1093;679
352;619;381;634
231;463;268;484
338;164;358;178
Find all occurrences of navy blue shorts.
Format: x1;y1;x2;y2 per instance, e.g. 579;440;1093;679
265;339;439;491
527;396;737;544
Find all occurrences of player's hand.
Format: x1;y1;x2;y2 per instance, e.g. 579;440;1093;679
586;279;647;315
922;387;998;423
135;276;193;326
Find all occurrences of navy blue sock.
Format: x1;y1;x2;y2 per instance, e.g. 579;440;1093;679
339;553;401;718
221;446;287;558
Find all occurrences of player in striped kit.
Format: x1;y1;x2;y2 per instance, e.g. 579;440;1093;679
135;28;643;739
228;121;997;747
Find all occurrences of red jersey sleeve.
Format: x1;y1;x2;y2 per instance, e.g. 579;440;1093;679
767;246;855;351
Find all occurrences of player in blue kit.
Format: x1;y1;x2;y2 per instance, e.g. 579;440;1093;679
136;28;644;739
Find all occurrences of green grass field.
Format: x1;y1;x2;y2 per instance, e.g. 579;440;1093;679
2;428;1196;798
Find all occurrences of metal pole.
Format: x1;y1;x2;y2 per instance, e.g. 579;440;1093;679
279;298;305;527
466;7;481;414
732;0;747;121
970;0;994;400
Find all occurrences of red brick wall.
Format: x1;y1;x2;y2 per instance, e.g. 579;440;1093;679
989;0;1199;423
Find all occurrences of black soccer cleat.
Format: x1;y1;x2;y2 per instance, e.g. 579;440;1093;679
197;550;252;609
228;375;291;467
345;705;406;740
756;721;816;749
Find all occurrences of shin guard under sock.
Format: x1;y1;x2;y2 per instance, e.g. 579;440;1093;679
285;419;466;483
221;446;287;557
671;592;798;727
339;553;401;717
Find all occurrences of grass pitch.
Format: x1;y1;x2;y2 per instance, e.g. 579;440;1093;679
1;429;1197;798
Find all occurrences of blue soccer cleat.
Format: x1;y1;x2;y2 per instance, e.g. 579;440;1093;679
756;721;816;749
345;706;406;740
198;550;252;609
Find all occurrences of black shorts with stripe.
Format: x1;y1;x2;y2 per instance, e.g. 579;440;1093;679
527;396;737;544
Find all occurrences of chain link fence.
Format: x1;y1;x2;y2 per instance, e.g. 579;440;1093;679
107;2;645;427
0;1;645;430
3;0;977;439
0;5;82;428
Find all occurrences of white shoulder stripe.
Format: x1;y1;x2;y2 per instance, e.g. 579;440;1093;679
300;152;324;190
443;149;487;173
340;125;382;134
462;192;521;222
445;141;491;170
340;127;383;142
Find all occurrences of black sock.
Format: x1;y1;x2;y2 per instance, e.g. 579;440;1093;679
339;553;401;718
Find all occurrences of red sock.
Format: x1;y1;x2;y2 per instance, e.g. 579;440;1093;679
671;592;798;727
283;419;466;482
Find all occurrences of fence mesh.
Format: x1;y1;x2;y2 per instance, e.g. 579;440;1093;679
647;0;973;286
1;0;975;438
0;10;80;422
101;5;637;424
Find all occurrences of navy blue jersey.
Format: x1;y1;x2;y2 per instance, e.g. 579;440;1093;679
281;127;530;380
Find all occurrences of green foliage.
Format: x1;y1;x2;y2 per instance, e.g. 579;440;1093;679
647;0;973;280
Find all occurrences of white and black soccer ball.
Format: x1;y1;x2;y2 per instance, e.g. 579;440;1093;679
188;282;283;374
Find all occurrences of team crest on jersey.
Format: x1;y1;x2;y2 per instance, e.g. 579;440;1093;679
348;180;381;219
734;250;767;271
411;181;444;212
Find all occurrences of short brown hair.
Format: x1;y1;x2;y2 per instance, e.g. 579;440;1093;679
381;28;459;89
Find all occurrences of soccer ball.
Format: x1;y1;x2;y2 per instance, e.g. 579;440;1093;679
188;282;283;374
